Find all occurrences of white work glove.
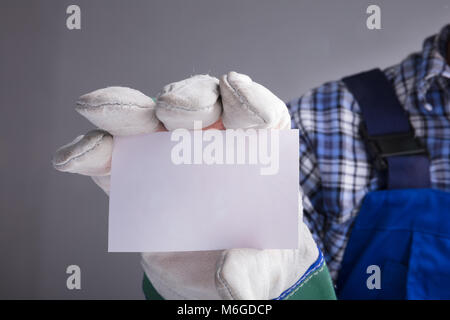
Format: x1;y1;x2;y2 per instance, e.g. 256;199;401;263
53;72;320;299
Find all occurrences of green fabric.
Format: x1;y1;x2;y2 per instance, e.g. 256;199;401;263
284;264;336;300
142;274;164;300
142;264;336;300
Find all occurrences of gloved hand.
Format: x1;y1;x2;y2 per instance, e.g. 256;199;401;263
53;72;334;300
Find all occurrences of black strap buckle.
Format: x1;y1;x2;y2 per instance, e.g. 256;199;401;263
360;124;427;170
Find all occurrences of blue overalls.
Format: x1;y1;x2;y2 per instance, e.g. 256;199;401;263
336;69;450;299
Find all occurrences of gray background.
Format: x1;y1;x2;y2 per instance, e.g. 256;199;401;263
0;0;448;299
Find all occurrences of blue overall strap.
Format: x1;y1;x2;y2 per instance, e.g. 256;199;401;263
342;69;430;189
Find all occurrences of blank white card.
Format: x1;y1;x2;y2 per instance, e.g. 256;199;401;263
108;129;299;252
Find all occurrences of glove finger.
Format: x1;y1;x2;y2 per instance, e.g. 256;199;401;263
156;75;222;130
52;130;113;176
220;71;291;130
76;86;163;136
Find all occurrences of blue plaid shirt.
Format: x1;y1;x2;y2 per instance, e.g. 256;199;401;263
287;24;450;282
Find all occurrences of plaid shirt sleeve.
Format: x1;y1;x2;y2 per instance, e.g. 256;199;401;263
287;81;378;281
